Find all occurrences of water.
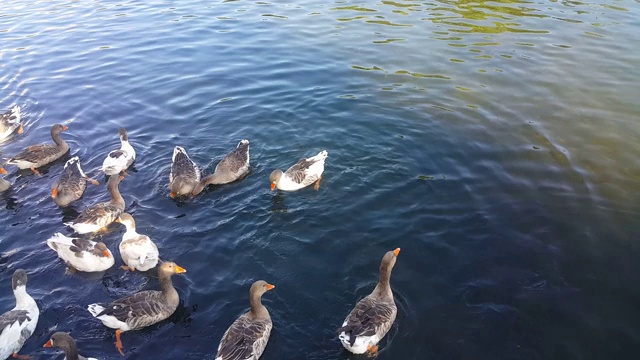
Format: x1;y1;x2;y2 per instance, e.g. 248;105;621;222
1;0;639;359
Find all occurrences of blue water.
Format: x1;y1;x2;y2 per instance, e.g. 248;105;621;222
1;0;639;359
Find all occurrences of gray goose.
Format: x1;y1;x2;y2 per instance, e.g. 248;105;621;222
215;280;275;360
169;146;200;198
52;156;100;207
6;124;69;175
43;332;97;360
87;261;186;355
269;150;328;191
65;174;124;234
191;139;250;196
337;248;400;356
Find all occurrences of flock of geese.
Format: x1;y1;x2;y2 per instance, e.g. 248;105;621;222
0;106;401;360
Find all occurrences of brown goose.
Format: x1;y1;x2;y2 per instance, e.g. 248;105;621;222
52;156;100;207
191;139;250;196
65;175;124;234
87;261;186;355
43;332;97;360
215;280;275;360
337;248;400;356
169;146;200;198
6;124;69;175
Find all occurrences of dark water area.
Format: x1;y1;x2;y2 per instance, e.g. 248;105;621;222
1;0;639;359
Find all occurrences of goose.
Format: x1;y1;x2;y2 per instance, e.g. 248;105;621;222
215;280;275;360
0;269;39;360
0;167;9;192
169;146;200;198
52;156;100;207
6;124;69;175
65;175;124;234
87;261;186;355
116;213;159;272
337;248;400;356
43;332;97;360
269;150;327;191
46;233;114;272
102;128;135;176
0;106;22;140
191;139;250;196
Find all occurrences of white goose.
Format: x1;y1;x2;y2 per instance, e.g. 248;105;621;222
0;269;39;360
46;233;114;272
0;106;22;140
269;150;328;191
102;128;135;175
116;213;159;272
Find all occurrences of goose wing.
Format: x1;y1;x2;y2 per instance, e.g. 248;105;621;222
217;315;272;360
0;309;32;338
74;202;122;225
170;146;200;182
9;144;58;163
214;140;249;175
337;296;396;346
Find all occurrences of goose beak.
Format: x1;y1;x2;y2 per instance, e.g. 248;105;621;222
43;340;53;348
51;188;58;198
267;283;275;290
62;125;68;131
115;218;120;223
103;250;111;257
270;182;276;191
175;265;187;274
170;192;176;198
393;248;401;256
0;168;6;174
119;175;125;181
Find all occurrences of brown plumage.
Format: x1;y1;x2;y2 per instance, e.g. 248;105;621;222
66;175;124;234
215;280;275;360
52;156;99;207
191;139;250;196
7;124;69;173
337;248;400;355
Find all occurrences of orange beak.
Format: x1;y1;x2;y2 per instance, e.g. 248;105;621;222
175;265;187;274
51;188;58;198
62;125;68;130
270;182;276;191
43;340;53;348
115;218;120;223
170;192;176;198
393;248;401;256
267;283;275;290
17;124;24;134
119;175;125;181
0;168;6;174
103;250;111;257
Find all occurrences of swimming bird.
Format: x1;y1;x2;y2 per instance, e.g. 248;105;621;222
87;261;186;355
6;124;69;175
0;106;22;140
214;280;275;360
0;269;39;360
43;332;97;360
52;156;100;207
46;233;114;272
116;213;159;272
65;175;125;234
169;146;200;198
102;128;135;176
191;139;250;196
0;167;9;192
337;248;400;356
269;150;328;191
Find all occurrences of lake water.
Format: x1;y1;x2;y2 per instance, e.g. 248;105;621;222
1;0;639;359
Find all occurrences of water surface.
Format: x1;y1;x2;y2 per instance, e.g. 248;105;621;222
1;0;639;359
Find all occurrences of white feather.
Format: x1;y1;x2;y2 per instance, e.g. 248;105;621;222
87;304;130;331
102;139;135;175
46;233;114;272
64;221;102;235
0;286;39;359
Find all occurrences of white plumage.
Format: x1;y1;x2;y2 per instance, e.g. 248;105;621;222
0;270;39;360
117;213;159;272
102;128;135;175
46;233;114;272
